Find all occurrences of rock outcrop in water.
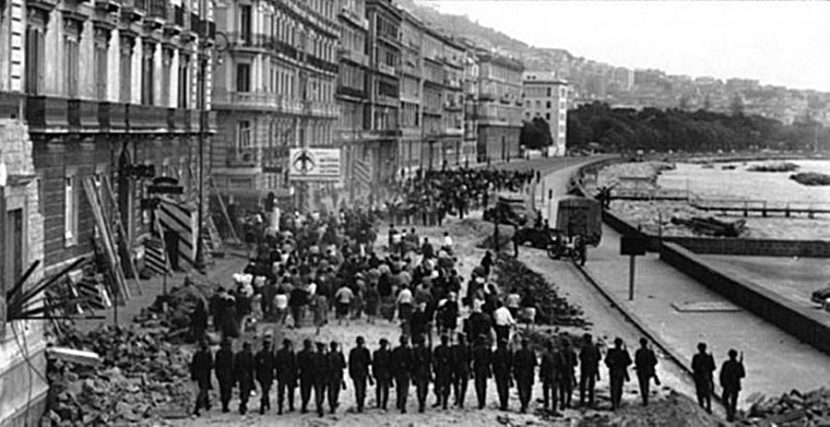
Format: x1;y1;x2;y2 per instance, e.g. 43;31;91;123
790;172;830;186
748;162;800;172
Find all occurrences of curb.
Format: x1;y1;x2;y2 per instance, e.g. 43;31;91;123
572;262;726;408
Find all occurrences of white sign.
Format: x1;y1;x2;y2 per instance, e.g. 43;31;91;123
288;148;341;182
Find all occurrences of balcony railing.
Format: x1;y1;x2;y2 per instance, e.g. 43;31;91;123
307;55;338;74
214;91;283;110
338;48;368;67
306;101;339;118
339;6;368;29
377;63;396;77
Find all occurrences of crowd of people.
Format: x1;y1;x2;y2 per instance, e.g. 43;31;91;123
186;166;747;421
385;168;539;226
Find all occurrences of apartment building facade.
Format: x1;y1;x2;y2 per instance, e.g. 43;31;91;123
461;44;479;166
475;52;523;163
397;9;422;177
441;36;464;167
212;0;339;210
364;0;400;193
0;2;46;418
523;71;569;156
336;0;370;202
27;0;216;273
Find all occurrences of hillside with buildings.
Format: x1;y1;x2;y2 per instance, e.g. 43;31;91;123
400;0;830;127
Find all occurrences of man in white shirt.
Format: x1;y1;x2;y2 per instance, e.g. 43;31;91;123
442;232;454;252
492;301;515;344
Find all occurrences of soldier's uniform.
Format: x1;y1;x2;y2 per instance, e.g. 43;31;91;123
297;341;316;413
492;341;513;411
275;341;298;414
254;340;276;414
451;336;472;408
433;337;453;409
411;340;433;413
390;338;413;413
471;339;492;409
513;342;537;413
372;340;392;410
215;341;235;413
234;343;256;415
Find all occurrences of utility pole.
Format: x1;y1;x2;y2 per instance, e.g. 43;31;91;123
195;2;208;273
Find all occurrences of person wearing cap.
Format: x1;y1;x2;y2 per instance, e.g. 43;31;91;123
719;349;745;422
234;341;256;415
513;338;537;413
634;337;658;406
215;339;235;413
540;340;562;415
449;333;471;408
372;338;392;410
432;334;453;409
391;335;413;413
559;337;578;409
578;333;601;408
411;335;432;413
348;336;373;412
691;342;716;413
190;340;213;416
297;339;316;413
255;338;276;414
312;342;329;417
605;337;632;411
275;339;298;414
326;341;347;414
492;338;513;411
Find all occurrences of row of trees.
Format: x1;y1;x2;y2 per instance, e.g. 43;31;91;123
565;102;829;153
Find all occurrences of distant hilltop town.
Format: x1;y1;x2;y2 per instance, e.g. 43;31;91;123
404;0;830;126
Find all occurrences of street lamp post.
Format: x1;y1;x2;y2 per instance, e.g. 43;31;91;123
195;9;209;273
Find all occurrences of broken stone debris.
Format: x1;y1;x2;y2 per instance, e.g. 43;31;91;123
44;324;194;426
747;388;830;427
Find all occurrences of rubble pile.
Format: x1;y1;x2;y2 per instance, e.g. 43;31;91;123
44;325;195;426
746;388;830;426
494;255;588;327
790;172;830;186
578;390;722;427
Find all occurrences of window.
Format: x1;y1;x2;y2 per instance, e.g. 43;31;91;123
64;35;80;97
25;25;46;94
161;49;172;107
94;39;108;100
120;38;133;103
546;87;551;97
236;63;251;92
546;101;551;109
237;121;251;151
64;174;78;246
240;5;252;45
545;112;550;120
141;43;155;105
178;54;189;108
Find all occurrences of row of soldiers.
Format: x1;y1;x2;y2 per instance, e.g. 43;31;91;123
189;331;663;418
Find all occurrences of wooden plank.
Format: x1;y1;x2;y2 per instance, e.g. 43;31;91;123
82;177;131;301
207;175;240;243
101;175;142;295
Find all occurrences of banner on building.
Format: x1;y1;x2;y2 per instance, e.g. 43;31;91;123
288;148;341;182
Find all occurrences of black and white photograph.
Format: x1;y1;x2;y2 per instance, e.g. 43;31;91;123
0;0;828;425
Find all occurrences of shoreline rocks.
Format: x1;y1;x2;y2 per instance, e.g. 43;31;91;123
748;162;800;172
790;172;830;186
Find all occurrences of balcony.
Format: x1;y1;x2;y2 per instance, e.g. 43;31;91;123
213;91;284;111
304;101;339;118
338;48;368;67
307;55;338;74
443;100;462;111
26;96;68;130
94;0;119;12
97;102;128;131
336;86;367;100
339;6;368;30
375;94;398;107
275;40;298;61
127;104;168;131
377;63;396;77
67;99;98;130
28;0;59;11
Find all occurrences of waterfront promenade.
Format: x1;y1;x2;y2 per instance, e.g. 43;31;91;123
581;225;830;405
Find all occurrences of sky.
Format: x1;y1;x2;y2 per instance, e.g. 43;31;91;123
427;1;830;92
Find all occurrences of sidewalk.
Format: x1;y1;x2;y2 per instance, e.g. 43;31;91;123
582;225;830;405
75;255;249;332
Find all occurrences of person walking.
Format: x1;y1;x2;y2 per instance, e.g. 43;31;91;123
215;339;235;413
451;333;472;408
297;339;315;413
373;338;392;410
578;333;601;408
513;338;537;413
312;342;329;417
348;336;373;413
411;336;433;413
691;342;716;413
559;338;578;409
720;349;746;422
433;334;453;409
391;335;413;413
326;341;347;414
492;339;513;411
492;302;515;344
471;335;492;409
634;338;658;406
605;337;632;411
334;283;355;326
275;339;298;414
190;340;213;416
540;340;561;415
254;337;276;414
234;341;256;415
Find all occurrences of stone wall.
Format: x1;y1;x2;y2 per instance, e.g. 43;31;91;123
0;118;49;426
